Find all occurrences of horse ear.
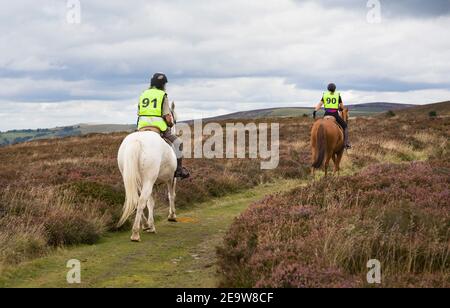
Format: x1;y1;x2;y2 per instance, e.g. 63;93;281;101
171;101;175;111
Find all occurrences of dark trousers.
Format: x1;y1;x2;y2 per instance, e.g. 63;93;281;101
161;130;183;159
324;111;347;130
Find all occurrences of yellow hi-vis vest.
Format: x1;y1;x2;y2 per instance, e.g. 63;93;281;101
137;88;168;132
323;91;340;110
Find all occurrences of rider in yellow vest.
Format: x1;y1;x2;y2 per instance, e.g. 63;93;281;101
137;73;190;179
313;83;351;149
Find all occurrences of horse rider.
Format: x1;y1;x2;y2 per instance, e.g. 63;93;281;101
313;83;352;149
137;72;191;179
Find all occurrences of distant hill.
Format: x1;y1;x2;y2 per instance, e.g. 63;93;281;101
0;124;134;147
1;102;445;147
396;101;450;116
202;102;415;122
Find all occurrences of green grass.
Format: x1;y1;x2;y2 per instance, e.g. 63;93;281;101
0;179;302;288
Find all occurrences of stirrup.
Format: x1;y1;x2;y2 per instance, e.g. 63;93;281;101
175;167;190;179
345;143;352;149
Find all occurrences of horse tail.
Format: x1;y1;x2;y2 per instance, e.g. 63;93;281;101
117;139;142;228
312;123;326;169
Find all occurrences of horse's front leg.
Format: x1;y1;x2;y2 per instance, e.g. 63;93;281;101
167;178;177;222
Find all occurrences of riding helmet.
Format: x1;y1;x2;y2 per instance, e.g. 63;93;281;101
150;73;168;90
327;83;337;92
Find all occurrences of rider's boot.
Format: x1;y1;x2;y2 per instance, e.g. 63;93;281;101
344;127;352;149
175;158;190;179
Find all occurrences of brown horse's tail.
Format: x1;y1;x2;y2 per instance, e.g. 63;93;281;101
312;123;326;169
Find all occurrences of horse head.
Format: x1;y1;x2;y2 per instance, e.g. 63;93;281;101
170;101;178;133
341;107;349;123
170;101;177;122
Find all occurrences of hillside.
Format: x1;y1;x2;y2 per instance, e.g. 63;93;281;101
397;101;450;116
0;124;135;147
0;102;448;287
0;102;415;147
202;102;414;122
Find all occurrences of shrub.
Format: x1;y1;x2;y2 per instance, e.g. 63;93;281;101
429;111;437;118
0;187;108;265
0;221;48;267
217;161;450;288
386;110;396;117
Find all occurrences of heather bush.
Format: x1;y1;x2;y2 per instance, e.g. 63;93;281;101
217;161;450;287
0;119;306;264
0;221;48;267
0;186;108;265
0;106;448;270
64;181;124;228
386;110;396;117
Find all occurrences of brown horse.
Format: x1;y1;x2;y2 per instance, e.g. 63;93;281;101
310;108;349;176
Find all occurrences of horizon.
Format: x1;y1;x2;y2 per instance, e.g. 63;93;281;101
0;101;441;132
0;100;441;132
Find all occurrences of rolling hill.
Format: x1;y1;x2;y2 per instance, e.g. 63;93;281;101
202;102;416;122
0;124;135;147
0;102;438;147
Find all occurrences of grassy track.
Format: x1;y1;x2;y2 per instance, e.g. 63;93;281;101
0;179;303;288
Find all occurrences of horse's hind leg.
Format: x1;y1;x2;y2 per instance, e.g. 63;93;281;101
334;150;344;175
332;154;339;175
143;196;156;233
324;155;332;177
168;178;177;222
131;181;154;242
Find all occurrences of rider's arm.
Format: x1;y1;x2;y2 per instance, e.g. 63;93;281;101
315;100;323;111
162;95;175;127
313;98;323;119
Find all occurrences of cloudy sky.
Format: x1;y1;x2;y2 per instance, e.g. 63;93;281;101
1;0;449;130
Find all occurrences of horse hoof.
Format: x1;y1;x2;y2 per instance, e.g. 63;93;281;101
144;228;157;234
131;234;141;242
168;217;178;223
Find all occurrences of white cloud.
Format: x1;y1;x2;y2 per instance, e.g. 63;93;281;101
0;100;136;131
0;0;449;130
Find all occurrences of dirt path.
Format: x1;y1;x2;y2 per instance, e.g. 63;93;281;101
0;179;302;288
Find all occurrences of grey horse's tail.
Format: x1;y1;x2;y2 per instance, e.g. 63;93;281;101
117;140;142;228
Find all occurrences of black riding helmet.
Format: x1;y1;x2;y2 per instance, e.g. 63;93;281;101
150;72;168;90
327;83;337;92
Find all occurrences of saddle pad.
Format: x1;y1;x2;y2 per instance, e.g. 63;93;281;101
323;116;343;134
139;126;161;134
